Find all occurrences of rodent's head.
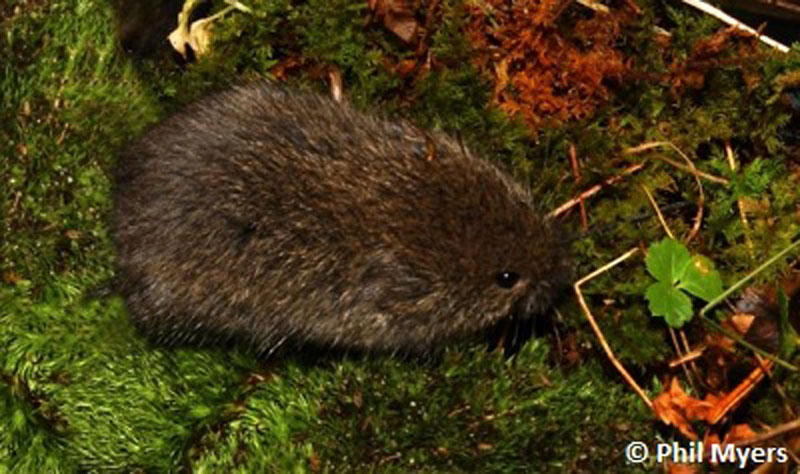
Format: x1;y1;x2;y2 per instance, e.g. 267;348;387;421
331;135;572;352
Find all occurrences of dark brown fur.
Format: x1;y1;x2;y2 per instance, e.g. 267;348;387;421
113;83;570;353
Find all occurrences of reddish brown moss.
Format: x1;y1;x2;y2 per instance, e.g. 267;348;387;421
464;0;630;134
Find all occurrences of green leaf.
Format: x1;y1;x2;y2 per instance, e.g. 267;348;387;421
645;238;691;285
677;255;724;302
645;239;726;327
645;282;694;328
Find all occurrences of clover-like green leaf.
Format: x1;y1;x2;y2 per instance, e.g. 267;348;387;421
677;255;724;303
645;281;694;328
645;238;691;285
644;238;726;328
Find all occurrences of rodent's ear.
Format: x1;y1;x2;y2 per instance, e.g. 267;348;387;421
360;252;431;304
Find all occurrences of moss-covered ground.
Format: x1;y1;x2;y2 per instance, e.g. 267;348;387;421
2;0;799;472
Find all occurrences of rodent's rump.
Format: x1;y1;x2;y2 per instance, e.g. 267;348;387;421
113;83;570;353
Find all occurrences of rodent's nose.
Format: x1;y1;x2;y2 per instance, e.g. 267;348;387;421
513;283;554;319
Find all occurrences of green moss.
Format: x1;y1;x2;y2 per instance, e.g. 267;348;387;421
187;342;653;473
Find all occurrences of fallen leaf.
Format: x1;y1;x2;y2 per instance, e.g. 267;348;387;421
368;0;421;44
730;313;755;335
187;16;215;57
652;378;700;439
168;0;201;58
722;423;757;444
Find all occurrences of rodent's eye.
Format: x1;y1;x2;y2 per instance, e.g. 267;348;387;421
495;271;520;289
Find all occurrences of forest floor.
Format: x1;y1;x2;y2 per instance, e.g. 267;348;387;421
2;0;800;472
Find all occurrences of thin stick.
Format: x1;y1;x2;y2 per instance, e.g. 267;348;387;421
701;240;800;317
726;141;754;256
678;0;790;53
679;330;702;387
575;0;609;13
665;143;705;243
755;353;799;418
735;418;800;447
708;360;771;424
567;144;589;230
627;141;706;242
695;241;800;371
668;326;696;391
548;163;645;219
223;0;253;13
668;346;705;368
641;185;674;239
574;248;653;409
699;316;797;371
624;142;729;185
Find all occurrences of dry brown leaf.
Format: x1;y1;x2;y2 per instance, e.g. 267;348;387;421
683;393;718;422
704;330;735;353
368;0;420;43
187;16;215;57
723;423;758;444
270;56;307;81
730;313;756;335
168;0;202;58
652;378;731;440
652;378;700;440
169;0;248;58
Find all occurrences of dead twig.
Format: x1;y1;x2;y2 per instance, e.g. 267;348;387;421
624;142;729;185
548;163;645;219
641;185;674;239
735;418;800;447
574;247;653;409
699;240;800;371
668;346;705;368
678;0;790;53
575;0;609;13
568;143;588;230
708;360;772;424
625;141;706;242
726;141;755;257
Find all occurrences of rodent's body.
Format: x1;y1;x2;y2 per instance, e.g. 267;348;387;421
113;84;569;353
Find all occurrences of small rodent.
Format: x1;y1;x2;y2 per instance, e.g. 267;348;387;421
112;83;570;353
